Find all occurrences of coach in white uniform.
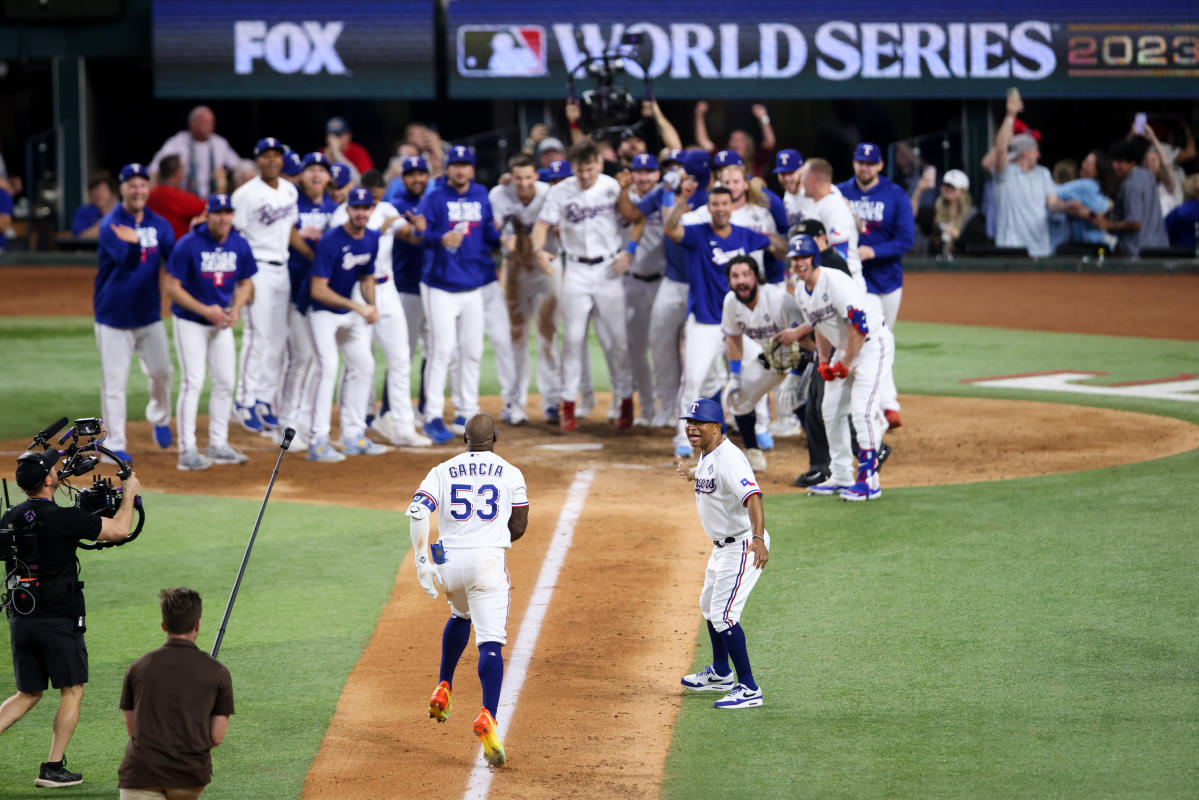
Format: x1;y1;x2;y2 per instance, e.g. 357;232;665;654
532;140;635;431
232;137;298;433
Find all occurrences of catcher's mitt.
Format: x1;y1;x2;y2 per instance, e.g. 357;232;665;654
758;337;814;373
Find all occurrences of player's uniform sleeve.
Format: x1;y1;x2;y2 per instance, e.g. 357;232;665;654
311;235;336;280
413;467;440;513
232;186;251;233
721;451;762;507
97;218;141;269
236;239;258;281
507;465;529;509
719;292;741;337
680;223;705;251
538;184;562;226
418;192;447;247
745;229;771;254
165;235;192;281
481;196;501;248
358;233;379;278
158;218;177;261
634;187;665;218
831;274;870;335
867;188;915;260
768;192;788;233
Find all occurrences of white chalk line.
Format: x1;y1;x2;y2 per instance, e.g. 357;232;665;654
461;467;596;800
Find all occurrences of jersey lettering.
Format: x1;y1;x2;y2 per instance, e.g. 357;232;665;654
847;199;886;224
447;462;504;479
340;251;373;271
694;477;717;494
257;203;296;226
200;250;239;286
447;200;483;223
563;200;616;223
709;245;747;265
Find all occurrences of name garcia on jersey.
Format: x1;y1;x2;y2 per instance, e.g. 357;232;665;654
447;461;505;479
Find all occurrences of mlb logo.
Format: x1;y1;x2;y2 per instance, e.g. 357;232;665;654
458;25;547;77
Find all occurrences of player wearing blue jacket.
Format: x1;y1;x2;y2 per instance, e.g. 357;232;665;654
838;143;912;428
94;163;177;462
416;146;501;444
383;156;432;370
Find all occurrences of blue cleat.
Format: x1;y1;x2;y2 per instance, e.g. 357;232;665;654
152;424;172;449
674;444;695;458
451;415;467;435
255;400;280;429
544;406;560;424
424;418;455;445
757;430;774;451
232;403;263;433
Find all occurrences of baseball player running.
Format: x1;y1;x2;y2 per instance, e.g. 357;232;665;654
675;398;769;709
531;140;635;431
778;236;893;501
305;188;384;461
409;414;529;767
94;163;176;463
231;137;299;433
165;193;256;470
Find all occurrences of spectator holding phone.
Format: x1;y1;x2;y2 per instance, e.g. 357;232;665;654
1098;140;1169;257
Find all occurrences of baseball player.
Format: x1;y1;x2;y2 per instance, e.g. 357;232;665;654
165;193;256;470
417;145;502;444
619;153;666;425
531;140;635;431
231;137;299;433
94;163;177;463
663;183;787;457
409;414;529;767
305;188;385;462
800;158;864;288
773;149;810;227
838;142;914;429
778;236;894;501
674;398;769;709
712;151;786;283
327;164;352;206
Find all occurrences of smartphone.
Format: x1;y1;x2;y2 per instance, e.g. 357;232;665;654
1006;87;1022;106
1134;112;1147;135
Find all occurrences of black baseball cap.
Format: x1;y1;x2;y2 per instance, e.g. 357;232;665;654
16;449;59;492
791;219;826;238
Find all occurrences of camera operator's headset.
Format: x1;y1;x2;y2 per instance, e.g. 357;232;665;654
12;417;145;550
567;40;654;145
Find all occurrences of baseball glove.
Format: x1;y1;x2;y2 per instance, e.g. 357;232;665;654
758;337;814;373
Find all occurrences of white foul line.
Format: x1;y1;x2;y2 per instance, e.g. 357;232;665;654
462;468;596;800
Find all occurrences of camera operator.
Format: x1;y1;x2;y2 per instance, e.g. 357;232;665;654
0;448;141;789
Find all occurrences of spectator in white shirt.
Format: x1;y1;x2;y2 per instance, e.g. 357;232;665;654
149;106;241;199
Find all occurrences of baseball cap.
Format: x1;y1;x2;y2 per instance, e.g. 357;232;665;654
302;152;331;171
787;234;821;260
943;169;970;190
537;137;566;155
15;449;59;493
328;163;352;189
207;193;233;212
630;153;658;171
347;187;374;207
662;148;686;167
683;150;711;181
254;137;285;157
541;160;573;181
446;145;476;166
282;150;304;177
326;116;350;136
772;149;803;174
853;142;882;164
713;149;743;168
118;163;150;184
401;155;430;174
679;398;725;428
1008;133;1038;157
791;218;826;238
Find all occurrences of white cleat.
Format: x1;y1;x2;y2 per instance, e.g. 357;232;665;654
680;665;736;692
745;448;767;472
207;443;248;465
714;683;764;709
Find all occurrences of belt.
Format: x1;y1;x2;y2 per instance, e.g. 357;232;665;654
630;273;662;282
376;275;389;284
712;535;743;548
262;260;284;267
567;252;618;265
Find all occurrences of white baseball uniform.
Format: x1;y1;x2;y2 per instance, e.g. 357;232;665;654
720;283;804;416
807;191;865;290
784;184;842;229
413;450;528;645
623;187;666;422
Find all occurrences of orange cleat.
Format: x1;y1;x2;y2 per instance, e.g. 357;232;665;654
473;707;506;766
428;680;452;723
560;401;578;431
884;409;902;430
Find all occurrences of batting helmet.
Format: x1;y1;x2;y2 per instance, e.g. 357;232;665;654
787;234;822;261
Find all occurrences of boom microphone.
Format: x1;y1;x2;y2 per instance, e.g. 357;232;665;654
35;417;70;446
281;427;296;450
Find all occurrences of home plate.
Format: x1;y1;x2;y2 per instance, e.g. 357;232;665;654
536;443;605;452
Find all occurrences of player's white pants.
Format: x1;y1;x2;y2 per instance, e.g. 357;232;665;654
353;280;417;435
727;355;785;416
439;546;510;646
649;277;688;425
624;273;661;420
278;305;315;437
560;261;632;402
421;284;483;423
398;291;425;361
95;321;172;453
878;287;902;328
479;280;519;410
674;317;726;448
236;263;291;408
822;327;894;487
878;288;902;413
700;531;771;633
509;266;561;412
307;309;375;442
172;316;234;453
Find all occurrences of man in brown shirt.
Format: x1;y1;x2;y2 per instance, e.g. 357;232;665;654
118;588;233;799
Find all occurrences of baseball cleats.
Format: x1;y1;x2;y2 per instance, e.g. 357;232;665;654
340;436;390;455
543;406;560;424
255;400;281;430
428;680;452;723
35;759;82;788
757;430;775;451
714;684;764;709
633;416;651;427
307;439;347;463
232;403;263;433
208;443;248;465
450;415;467;435
578;389;596;419
793;468;830;488
177;448;213;472
423;419;455;445
473;708;506;767
152;424;172;449
617;397;634;429
841;481;881;502
501;403;528;426
767;415;802;438
107;449;133;467
389;425;434;447
884;409;902;430
680;665;735;692
745;448;767;472
806;481;847;496
559;401;578;431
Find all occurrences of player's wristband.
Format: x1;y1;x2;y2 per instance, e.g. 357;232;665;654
753;535;765;542
662;191;675;208
729;359;741;375
625;240;638;255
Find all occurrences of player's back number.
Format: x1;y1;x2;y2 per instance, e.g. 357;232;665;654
449;483;500;521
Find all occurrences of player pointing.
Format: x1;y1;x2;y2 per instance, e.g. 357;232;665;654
675;398;769;709
408;414;529;767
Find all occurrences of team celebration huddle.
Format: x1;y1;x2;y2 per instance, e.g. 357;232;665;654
95;120;905;502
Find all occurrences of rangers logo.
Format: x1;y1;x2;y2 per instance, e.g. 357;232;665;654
458;26;547;77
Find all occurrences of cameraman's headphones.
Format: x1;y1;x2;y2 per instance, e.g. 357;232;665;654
16;450;57;492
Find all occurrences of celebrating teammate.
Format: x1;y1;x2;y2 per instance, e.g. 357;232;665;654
620;153;666;425
165;193;256;471
675;398;769;709
409;414;529;767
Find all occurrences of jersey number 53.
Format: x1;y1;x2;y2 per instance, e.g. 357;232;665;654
449;483;499;521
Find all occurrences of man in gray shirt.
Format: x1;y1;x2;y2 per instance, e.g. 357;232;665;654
1102;140;1169;257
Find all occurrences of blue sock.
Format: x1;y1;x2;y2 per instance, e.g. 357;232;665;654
439;616;472;686
477;642;504;718
721;623;757;691
707;621;731;676
734;413;758;450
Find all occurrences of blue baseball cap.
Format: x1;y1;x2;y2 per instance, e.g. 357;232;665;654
302;152;331;171
347;187;374;207
772;149;803;174
663;148;686;167
713;149;743;168
683;150;711;181
853;142;882;164
446;145;475;166
401;155;430;174
282;150;304;176
787;234;822;260
541;160;573;181
630;153;659;171
328;163;352;189
254;137;286;157
118;163;150;184
207;193;233;212
679;397;725;429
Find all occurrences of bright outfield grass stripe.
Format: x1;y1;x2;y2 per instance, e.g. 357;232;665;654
462;468;596;800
